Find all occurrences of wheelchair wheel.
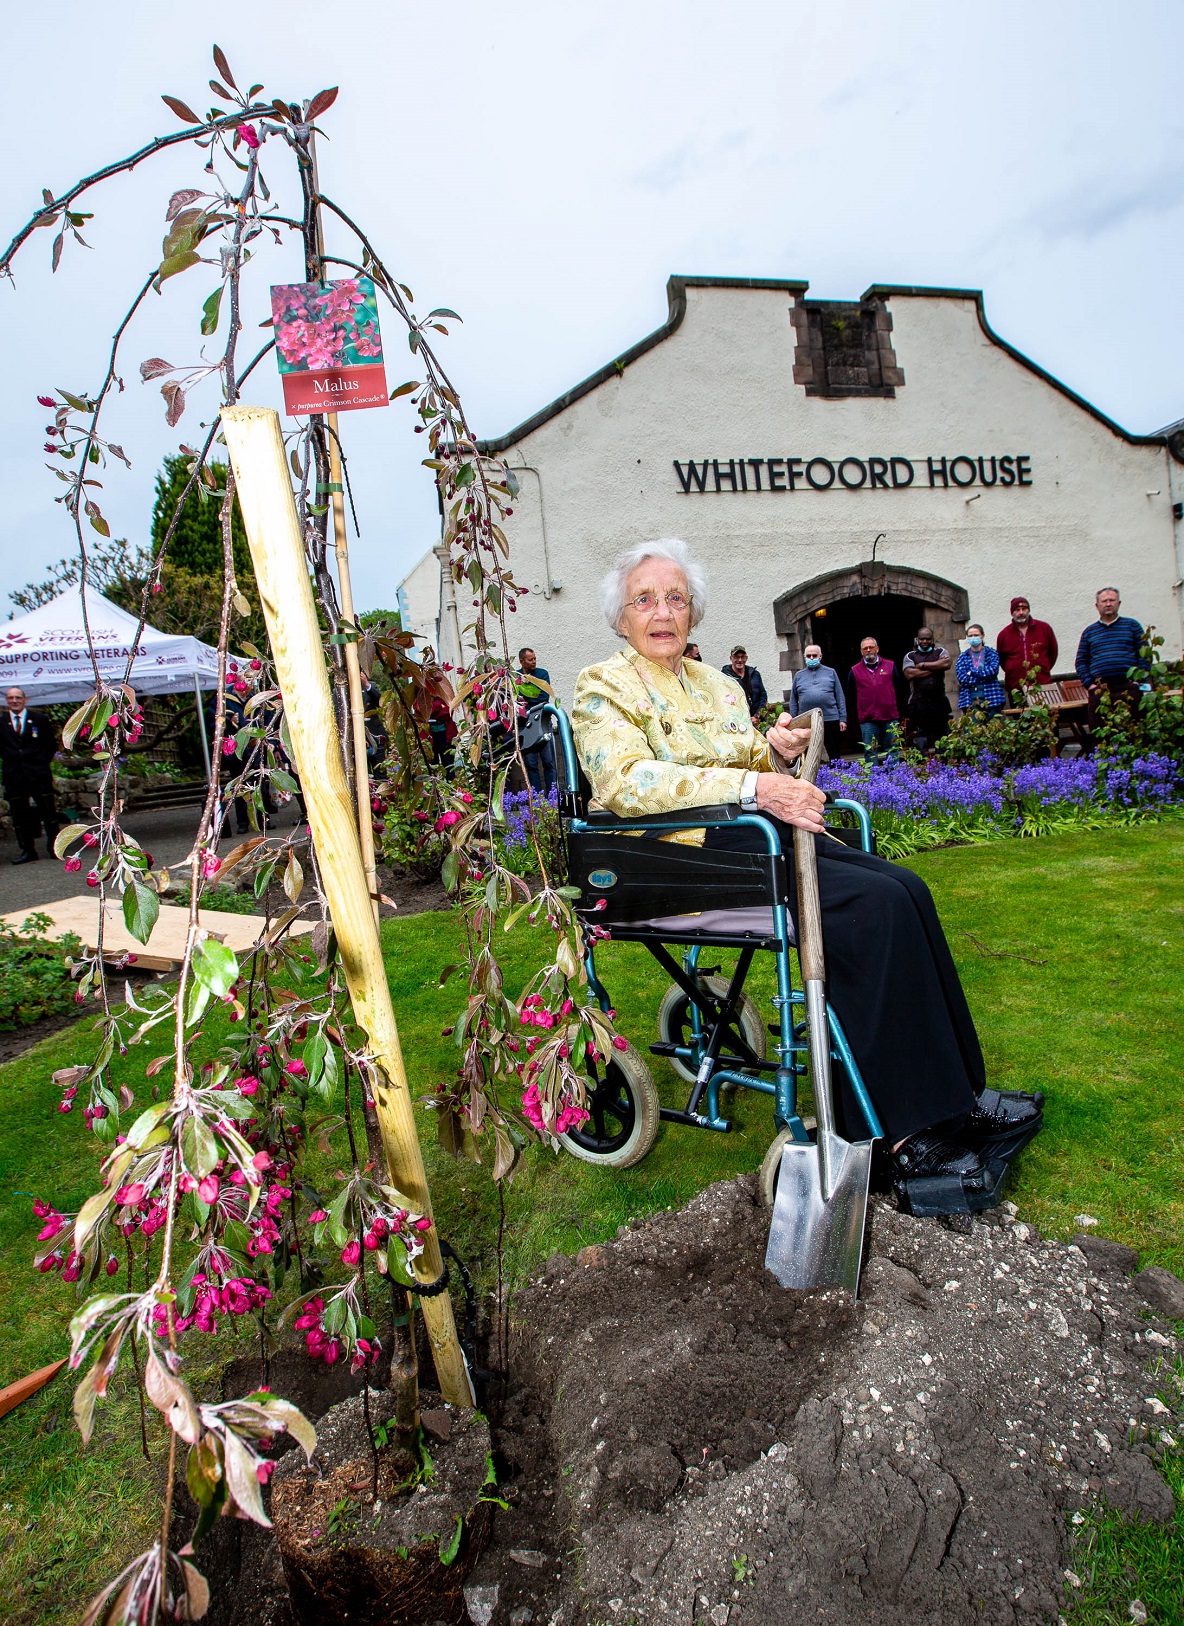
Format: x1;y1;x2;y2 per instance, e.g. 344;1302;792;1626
657;974;767;1084
559;1042;660;1169
757;1122;817;1207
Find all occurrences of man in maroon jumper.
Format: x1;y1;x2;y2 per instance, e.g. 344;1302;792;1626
849;636;901;764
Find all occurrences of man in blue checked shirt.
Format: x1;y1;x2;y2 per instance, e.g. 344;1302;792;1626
955;625;1007;718
1074;587;1148;737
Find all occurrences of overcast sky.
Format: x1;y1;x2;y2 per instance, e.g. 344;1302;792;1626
3;0;1183;617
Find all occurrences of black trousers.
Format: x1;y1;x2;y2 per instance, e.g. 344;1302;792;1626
4;769;60;856
706;819;983;1142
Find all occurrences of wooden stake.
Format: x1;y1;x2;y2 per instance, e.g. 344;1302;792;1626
221;404;471;1406
328;423;380;927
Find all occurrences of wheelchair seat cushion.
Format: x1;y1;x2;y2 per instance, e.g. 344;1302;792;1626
635;906;794;942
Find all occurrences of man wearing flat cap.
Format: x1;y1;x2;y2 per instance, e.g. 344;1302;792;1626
995;597;1058;696
722;645;767;722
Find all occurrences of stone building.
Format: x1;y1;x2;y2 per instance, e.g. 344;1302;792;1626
399;275;1184;709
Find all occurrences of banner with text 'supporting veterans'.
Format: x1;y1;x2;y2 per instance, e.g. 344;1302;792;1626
270;276;389;415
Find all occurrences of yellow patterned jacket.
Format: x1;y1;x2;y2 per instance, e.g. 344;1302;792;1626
571;649;776;845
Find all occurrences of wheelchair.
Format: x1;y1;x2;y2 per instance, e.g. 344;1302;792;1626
541;704;885;1203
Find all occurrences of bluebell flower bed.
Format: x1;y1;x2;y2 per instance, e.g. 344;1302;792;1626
818;752;1184;858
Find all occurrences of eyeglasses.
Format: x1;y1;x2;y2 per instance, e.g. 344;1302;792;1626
625;591;691;614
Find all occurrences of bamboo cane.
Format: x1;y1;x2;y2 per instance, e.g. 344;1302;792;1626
328;424;381;927
220;403;472;1406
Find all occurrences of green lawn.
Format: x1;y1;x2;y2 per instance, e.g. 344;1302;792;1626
1;822;1181;1622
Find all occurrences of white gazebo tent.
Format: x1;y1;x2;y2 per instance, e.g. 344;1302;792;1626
0;588;222;775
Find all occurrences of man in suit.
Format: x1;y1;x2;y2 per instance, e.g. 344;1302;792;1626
0;687;60;863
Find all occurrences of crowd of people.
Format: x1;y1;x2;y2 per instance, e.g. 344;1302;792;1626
774;587;1149;762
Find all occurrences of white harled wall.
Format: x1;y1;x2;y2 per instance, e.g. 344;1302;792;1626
403;284;1183;708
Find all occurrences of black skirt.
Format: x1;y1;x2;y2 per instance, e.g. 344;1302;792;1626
705;819;983;1142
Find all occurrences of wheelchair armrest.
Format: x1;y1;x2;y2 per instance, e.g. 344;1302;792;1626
580;803;745;831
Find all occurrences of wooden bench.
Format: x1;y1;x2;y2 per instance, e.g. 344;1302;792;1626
1003;676;1089;755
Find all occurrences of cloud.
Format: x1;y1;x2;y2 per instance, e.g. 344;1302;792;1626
1027;160;1184;242
631;128;753;193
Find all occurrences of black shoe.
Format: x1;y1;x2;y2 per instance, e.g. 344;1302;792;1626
963;1088;1043;1142
891;1132;985;1180
12;852;38;865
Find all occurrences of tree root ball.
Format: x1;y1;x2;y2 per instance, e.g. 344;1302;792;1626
271;1389;492;1626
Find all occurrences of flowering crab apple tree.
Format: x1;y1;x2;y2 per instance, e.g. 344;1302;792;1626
4;45;619;1624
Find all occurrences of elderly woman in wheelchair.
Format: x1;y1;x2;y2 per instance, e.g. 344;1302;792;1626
549;538;1042;1215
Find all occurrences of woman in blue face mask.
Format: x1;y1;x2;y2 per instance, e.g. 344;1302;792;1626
955;623;1006;718
790;643;848;759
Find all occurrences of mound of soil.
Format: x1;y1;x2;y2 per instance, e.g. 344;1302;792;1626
475;1177;1181;1626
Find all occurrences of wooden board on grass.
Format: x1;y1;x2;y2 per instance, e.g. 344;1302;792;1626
2;895;313;973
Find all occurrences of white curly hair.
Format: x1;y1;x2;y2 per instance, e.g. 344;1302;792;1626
599;538;708;634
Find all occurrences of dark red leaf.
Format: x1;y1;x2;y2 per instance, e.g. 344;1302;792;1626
212;45;237;91
270;98;291;122
51;231;63;272
305;87;339;122
161;94;202;125
209;80;232;101
166;189;203;222
161;382;186;427
139;358;174;381
248;84;264;98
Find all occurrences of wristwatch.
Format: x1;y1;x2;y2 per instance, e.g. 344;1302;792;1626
739;771;759;811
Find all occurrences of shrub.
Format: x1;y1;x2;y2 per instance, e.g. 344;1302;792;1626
0;914;82;1031
935;705;1056;769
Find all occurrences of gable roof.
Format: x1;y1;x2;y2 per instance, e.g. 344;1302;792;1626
477;274;1181;460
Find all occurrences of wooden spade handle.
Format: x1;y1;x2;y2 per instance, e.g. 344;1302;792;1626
787;709;825;985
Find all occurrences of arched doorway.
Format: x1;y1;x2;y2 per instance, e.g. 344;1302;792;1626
774;562;970;746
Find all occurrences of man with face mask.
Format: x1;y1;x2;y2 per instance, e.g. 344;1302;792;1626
902;627;952;751
996;596;1058;694
848;637;901;764
955;625;1006;718
790;643;847;759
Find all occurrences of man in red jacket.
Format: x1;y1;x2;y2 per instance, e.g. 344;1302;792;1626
996;597;1058;695
849;636;901;764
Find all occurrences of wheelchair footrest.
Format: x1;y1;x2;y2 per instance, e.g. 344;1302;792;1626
893;1155;1009;1218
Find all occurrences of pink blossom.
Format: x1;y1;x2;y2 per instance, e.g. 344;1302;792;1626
239;123;260;150
323;1337;342;1365
252;1150;273;1172
250;659;262;671
38;1252;63;1273
115;1183;146;1207
61;1252;82;1283
341;1239;361;1266
57;1100;73;1113
256;1458;275;1485
434;810;461;832
413;1216;432;1233
370;1215;388;1238
38;394;56;407
235;1075;260;1097
222;737;236;757
197;1174;220;1204
82;831;98;848
284;1061;307;1079
106;1255;119;1276
308;1208;328;1224
86;872;99;888
363;1230;379;1251
611;1035;628;1051
37;1213;65;1241
460;792;473;804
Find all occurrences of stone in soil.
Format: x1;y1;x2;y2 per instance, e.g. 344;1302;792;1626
483;1175;1181;1626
